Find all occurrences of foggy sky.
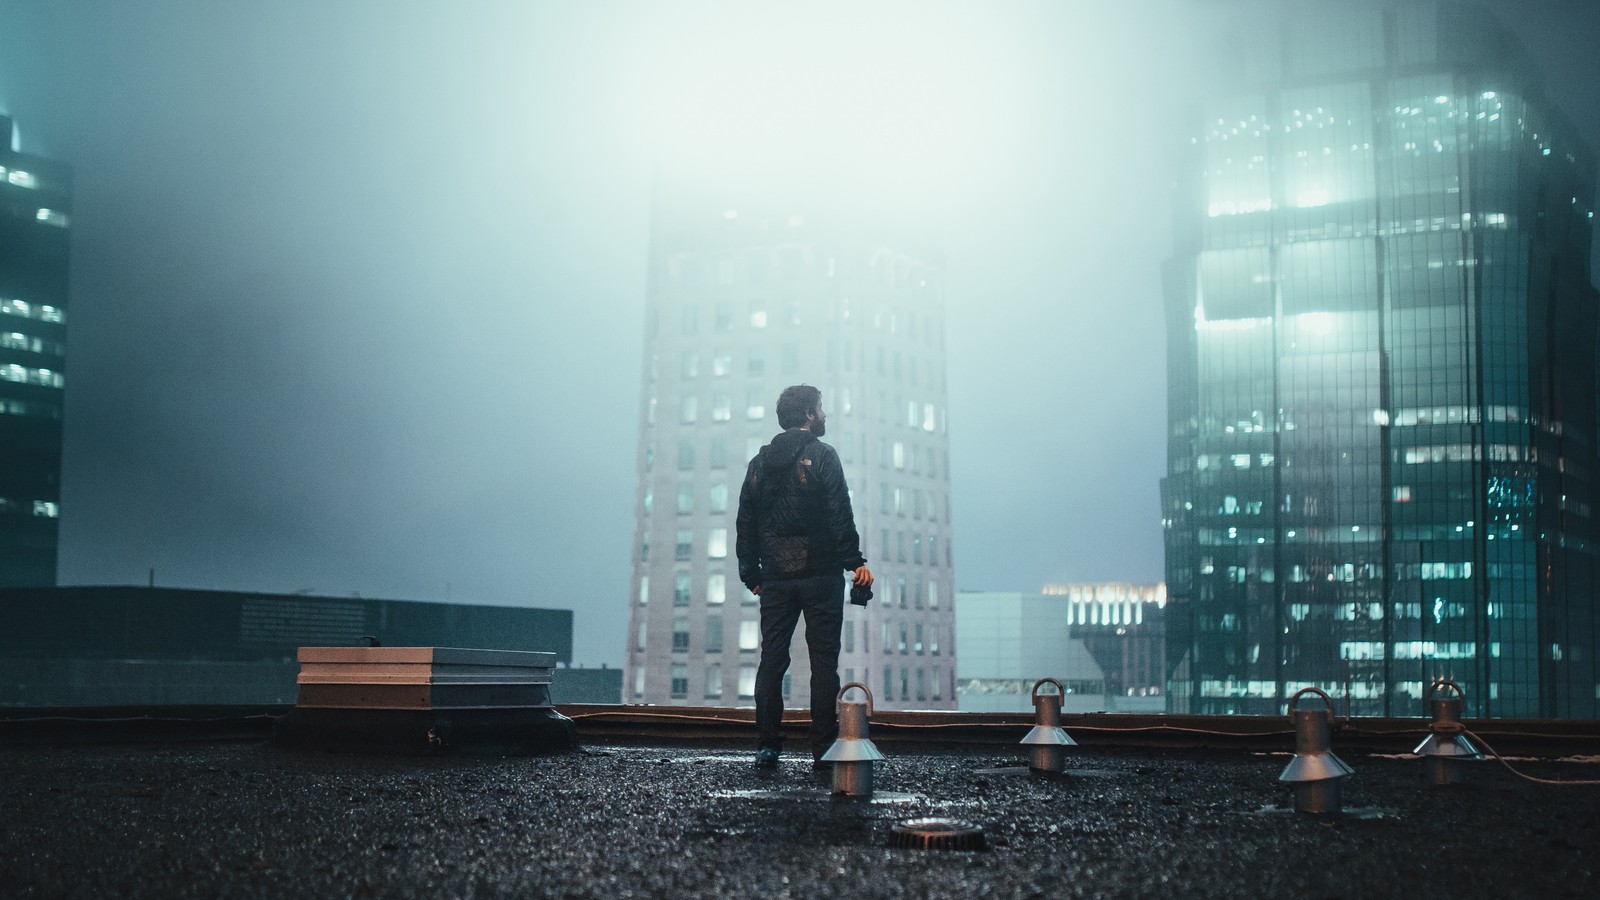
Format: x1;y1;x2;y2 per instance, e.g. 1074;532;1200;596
1;1;1597;666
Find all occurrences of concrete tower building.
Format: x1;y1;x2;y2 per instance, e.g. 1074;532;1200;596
625;180;957;711
0;115;71;587
1162;3;1599;717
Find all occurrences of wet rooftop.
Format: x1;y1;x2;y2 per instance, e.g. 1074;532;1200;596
3;720;1597;898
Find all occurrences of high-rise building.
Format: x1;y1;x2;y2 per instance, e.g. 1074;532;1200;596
0;115;71;587
625;180;957;710
1163;3;1599;718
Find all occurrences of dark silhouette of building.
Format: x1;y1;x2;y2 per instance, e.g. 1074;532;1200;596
1163;3;1599;717
0;115;70;587
0;586;621;705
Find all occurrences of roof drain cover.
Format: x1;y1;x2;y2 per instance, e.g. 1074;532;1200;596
889;818;986;851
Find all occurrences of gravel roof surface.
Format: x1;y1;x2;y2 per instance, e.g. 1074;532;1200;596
2;740;1596;898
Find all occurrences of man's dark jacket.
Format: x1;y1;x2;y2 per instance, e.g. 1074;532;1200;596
735;428;866;589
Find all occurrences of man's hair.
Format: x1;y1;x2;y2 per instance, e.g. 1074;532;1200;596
776;384;822;429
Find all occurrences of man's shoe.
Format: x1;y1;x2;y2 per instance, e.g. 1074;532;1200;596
754;747;780;769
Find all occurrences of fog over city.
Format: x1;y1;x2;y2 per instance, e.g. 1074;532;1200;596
1;0;1596;665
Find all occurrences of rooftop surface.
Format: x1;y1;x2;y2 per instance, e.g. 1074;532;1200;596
3;731;1597;898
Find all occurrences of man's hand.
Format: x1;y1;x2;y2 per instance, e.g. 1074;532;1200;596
852;566;873;587
749;585;761;596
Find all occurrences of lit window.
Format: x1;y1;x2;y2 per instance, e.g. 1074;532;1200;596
707;528;728;559
674;572;691;607
0;365;64;388
739;620;760;652
35;208;70;228
8;170;37;188
706;573;726;605
738;665;756;699
708;483;728;513
746;392;766;420
711;393;731;421
637;575;649;605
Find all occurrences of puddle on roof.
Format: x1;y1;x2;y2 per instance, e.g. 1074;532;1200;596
709;788;927;805
1251;805;1400;821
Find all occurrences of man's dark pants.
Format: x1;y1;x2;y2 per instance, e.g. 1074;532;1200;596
755;572;844;760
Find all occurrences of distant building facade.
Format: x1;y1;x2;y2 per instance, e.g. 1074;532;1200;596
1045;582;1167;704
1162;3;1600;717
956;585;1166;714
0;115;71;587
626;182;957;710
0;586;618;706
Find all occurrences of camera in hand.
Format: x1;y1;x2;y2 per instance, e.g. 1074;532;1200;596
850;582;872;606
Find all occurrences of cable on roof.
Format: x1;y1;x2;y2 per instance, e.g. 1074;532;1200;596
1464;726;1600;786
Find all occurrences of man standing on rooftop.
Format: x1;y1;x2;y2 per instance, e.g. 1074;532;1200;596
737;384;873;770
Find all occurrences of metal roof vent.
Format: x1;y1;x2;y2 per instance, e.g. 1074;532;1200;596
1413;679;1482;785
1278;687;1354;814
821;683;887;797
1019;677;1077;772
889;818;986;851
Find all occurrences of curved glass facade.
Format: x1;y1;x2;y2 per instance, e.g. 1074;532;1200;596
1163;4;1599;717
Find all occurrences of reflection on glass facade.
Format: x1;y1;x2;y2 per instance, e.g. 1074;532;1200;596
1163;4;1599;717
625;180;957;710
0;115;71;587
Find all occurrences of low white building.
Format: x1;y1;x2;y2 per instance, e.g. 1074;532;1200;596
953;591;1107;713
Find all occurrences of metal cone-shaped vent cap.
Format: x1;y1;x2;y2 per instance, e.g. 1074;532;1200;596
821;737;886;763
1020;724;1077;746
889;818;986;851
1278;751;1355;783
1413;733;1482;759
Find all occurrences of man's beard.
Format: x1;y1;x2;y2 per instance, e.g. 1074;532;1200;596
811;419;826;437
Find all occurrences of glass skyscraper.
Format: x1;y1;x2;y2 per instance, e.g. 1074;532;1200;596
625;180;957;711
0;115;71;587
1162;4;1599;717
